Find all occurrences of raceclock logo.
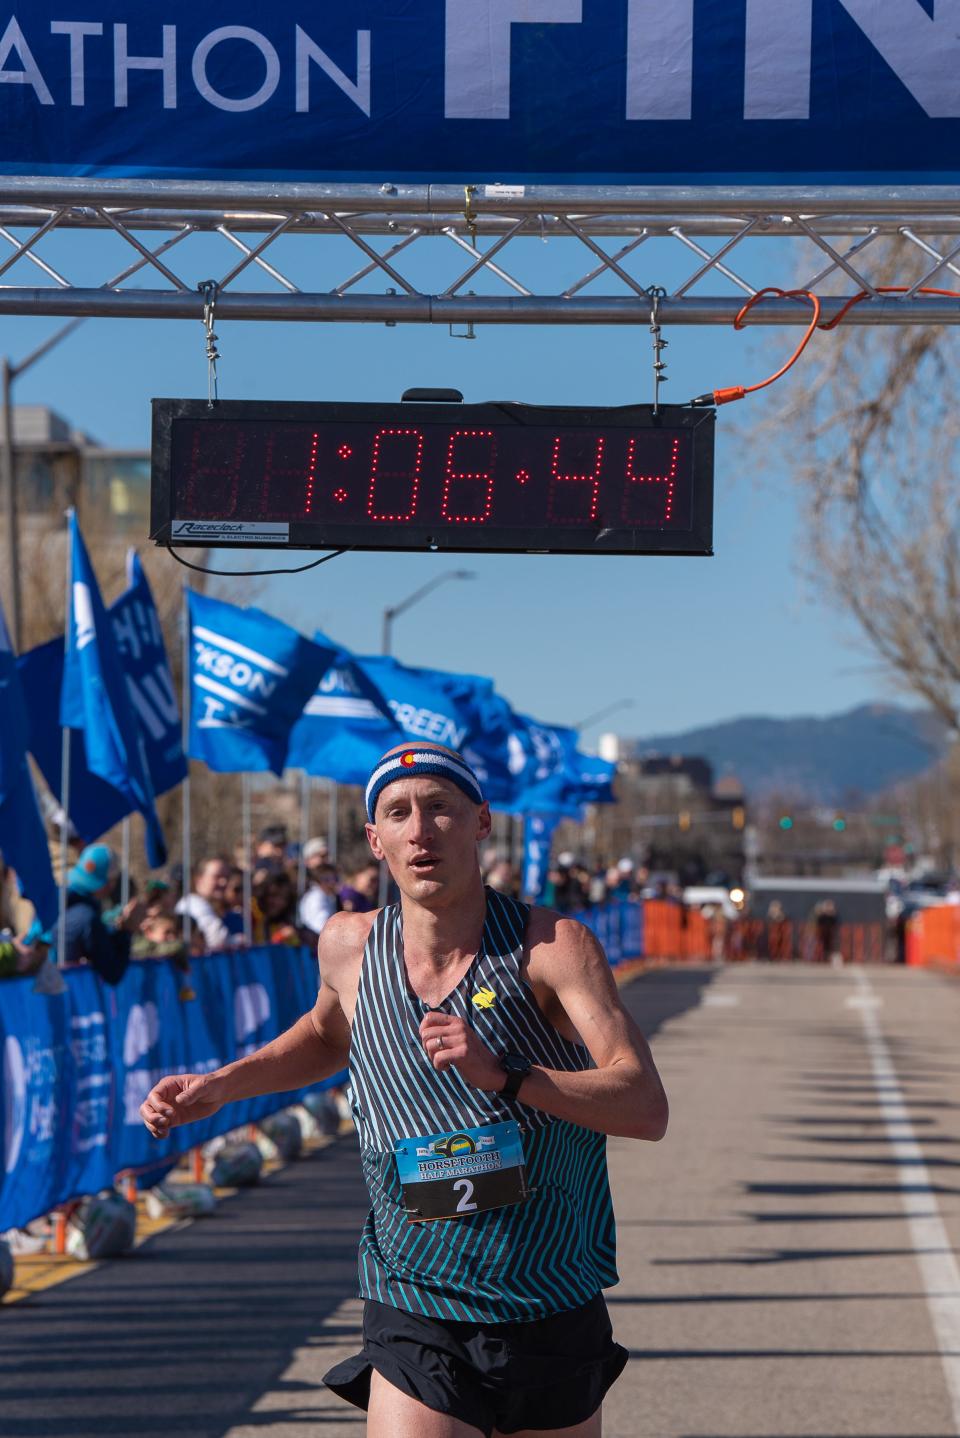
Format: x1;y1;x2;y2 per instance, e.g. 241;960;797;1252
193;626;287;731
3;1035;27;1174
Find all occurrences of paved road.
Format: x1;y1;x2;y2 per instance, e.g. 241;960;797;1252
4;962;960;1438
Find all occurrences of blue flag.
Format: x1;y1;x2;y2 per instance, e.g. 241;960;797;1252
110;552;187;798
0;600;58;930
188;592;336;775
356;656;518;803
19;635;131;843
18;556;184;844
60;514;167;867
507;714;617;815
576;754;617;806
286;633;401;784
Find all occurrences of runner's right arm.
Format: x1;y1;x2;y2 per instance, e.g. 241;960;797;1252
139;914;357;1139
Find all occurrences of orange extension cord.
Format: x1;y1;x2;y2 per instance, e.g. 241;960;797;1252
692;284;960;407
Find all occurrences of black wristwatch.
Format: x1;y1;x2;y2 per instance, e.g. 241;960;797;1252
500;1051;532;1099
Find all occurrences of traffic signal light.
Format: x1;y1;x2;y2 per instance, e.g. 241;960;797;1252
678;811;691;832
732;806;746;830
779;815;794;831
833;814;846;831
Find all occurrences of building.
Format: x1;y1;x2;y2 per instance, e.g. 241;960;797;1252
3;403;149;538
595;735;746;882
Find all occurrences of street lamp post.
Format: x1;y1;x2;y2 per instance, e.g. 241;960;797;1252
573;697;635;732
381;569;476;655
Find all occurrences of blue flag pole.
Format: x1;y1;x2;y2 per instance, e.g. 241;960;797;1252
118;548;134;910
180;586;192;949
57;508;73;966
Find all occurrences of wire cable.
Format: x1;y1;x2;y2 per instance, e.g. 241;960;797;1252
164;544;350;577
691;288;822;407
819;283;960;329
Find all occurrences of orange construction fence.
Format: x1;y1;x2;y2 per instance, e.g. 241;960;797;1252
642;902;885;963
642;901;712;961
905;904;960;968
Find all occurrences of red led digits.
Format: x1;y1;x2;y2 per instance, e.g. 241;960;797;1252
187;425;247;517
547;435;605;524
622;438;680;525
367;428;424;522
261;429;320;519
441;430;497;524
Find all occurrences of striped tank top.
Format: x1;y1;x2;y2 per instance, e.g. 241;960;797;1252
348;888;618;1323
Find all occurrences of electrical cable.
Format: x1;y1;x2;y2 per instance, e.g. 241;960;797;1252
818;283;960;329
164;544;351;577
691;287;821;407
691;282;960;409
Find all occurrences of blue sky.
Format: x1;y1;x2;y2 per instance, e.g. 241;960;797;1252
4;229;889;742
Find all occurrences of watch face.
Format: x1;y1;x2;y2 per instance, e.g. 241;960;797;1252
503;1052;530;1074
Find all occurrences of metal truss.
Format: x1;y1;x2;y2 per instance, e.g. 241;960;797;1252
1;177;960;326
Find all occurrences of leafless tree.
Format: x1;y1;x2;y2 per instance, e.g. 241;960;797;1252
762;237;960;732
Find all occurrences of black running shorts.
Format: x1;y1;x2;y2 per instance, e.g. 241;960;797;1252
323;1291;627;1436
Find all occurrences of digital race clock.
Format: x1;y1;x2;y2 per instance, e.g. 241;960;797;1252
150;398;715;556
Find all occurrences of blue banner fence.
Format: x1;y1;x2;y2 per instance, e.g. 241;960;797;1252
579;898;643;968
0;945;341;1233
0;902;644;1233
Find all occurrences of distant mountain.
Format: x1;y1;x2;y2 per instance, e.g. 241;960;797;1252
629;704;950;805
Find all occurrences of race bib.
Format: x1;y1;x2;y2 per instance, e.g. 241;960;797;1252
394;1120;528;1222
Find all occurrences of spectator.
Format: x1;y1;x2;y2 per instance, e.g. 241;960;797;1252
61;843;145;985
176;856;245;952
552;863;582;913
0;924;50;979
303;837;330;876
766;900;791;961
589;867;609;904
255;824;288;867
132;913;187;966
814;899;840;964
484;859;516;895
142;878;173;922
338;858;380;913
252;869;301;945
299;860;340;940
223;866;245;920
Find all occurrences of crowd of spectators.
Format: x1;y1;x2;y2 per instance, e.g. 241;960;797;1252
0;825;389;990
0;824;658;990
481;850;646;912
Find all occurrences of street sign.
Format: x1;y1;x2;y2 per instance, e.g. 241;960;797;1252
151;398;715;556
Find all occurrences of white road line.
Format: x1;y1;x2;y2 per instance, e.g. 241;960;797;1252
854;968;960;1433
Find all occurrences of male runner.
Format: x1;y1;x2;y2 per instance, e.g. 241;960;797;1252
141;743;668;1437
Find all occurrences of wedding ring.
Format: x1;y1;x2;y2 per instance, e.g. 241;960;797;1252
435;1036;444;1050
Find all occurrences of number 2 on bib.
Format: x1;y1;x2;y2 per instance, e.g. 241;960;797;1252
453;1179;478;1213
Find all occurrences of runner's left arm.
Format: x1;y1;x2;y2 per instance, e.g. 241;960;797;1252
420;917;668;1141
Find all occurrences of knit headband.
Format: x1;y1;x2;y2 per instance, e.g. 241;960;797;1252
365;747;484;822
